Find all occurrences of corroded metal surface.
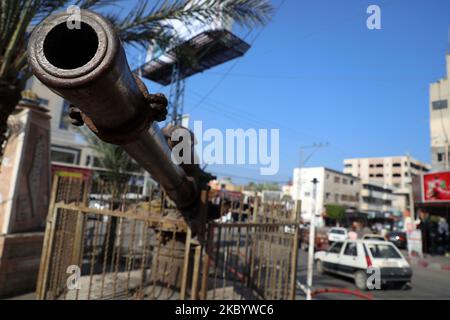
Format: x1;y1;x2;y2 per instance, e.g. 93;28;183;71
27;10;198;211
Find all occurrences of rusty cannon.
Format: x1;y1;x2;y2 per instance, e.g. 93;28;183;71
27;10;216;225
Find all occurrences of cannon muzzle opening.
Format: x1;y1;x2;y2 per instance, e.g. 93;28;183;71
43;22;98;70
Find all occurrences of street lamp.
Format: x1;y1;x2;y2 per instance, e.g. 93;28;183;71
306;178;319;300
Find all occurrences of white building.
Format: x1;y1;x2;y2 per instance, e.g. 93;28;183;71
429;54;450;171
292;167;361;226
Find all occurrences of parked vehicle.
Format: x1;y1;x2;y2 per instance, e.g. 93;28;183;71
362;234;386;241
314;240;412;290
387;231;407;249
300;226;329;251
327;227;348;243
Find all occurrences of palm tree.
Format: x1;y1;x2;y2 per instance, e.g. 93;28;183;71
80;127;136;201
0;0;273;163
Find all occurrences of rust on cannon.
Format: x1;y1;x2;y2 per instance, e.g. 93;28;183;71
27;9;203;214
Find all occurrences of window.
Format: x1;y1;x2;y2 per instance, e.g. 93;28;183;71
376;164;383;168
343;243;358;256
437;153;444;162
51;146;80;164
366;244;401;259
393;163;401;167
369;164;374;168
342;178;348;185
369;174;374;177
344;164;352;168
393;173;401;178
334;176;340;183
328;242;344;254
330;229;346;235
59;100;71;130
375;174;383;177
432;99;448;110
37;98;49;106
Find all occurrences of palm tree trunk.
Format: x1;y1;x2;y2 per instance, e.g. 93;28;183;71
0;81;21;164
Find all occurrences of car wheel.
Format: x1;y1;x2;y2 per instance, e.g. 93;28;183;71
316;260;324;275
354;271;368;291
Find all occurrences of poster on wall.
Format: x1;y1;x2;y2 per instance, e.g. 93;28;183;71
422;171;450;203
407;229;423;258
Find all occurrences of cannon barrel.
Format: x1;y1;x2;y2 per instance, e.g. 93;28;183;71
27;10;198;210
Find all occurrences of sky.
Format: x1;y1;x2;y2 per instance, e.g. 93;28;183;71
122;0;450;185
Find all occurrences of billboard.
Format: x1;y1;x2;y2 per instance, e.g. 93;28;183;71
422;171;450;203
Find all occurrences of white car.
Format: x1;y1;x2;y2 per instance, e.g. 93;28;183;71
314;240;412;290
327;227;348;243
362;234;386;241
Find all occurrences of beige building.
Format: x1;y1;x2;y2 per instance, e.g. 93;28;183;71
343;156;430;190
26;77;93;168
429;54;450;171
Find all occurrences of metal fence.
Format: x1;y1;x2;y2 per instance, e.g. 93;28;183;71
36;175;300;300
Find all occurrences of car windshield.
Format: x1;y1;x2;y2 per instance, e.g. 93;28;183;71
330;229;345;235
365;236;383;240
366;244;402;259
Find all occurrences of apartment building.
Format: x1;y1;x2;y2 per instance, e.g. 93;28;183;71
343;156;430;190
429;54;450;171
360;180;404;213
292;167;361;226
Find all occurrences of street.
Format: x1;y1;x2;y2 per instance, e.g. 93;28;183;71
296;249;450;300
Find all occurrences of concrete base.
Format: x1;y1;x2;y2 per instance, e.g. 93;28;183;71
0;232;44;298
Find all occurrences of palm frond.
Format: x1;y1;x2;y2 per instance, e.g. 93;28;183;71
115;0;274;49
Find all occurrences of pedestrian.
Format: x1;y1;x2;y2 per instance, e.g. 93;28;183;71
348;222;358;240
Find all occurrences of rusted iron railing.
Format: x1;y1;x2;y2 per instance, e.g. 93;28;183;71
36;176;301;300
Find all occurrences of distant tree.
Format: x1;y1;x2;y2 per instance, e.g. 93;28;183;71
244;181;280;192
325;204;346;221
80;128;136;200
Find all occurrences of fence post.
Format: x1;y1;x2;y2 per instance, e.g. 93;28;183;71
180;228;192;300
35;175;60;300
190;244;202;300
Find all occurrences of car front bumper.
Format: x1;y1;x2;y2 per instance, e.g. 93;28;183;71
379;267;412;283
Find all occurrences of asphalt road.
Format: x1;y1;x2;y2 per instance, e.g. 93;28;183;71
295;250;450;300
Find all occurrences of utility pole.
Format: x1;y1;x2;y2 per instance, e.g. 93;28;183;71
297;143;329;200
306;177;319;301
406;153;416;221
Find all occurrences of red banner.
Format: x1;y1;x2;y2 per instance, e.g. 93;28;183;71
423;171;450;202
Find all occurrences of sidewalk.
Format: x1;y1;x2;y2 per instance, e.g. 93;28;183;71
404;251;450;272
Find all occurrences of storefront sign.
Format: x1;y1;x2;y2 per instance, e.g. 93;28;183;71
422;171;450;203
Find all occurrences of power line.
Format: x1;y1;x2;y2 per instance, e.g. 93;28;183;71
186;88;350;158
196;71;438;82
211;170;290;184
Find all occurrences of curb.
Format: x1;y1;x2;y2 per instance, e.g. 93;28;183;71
409;258;450;272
